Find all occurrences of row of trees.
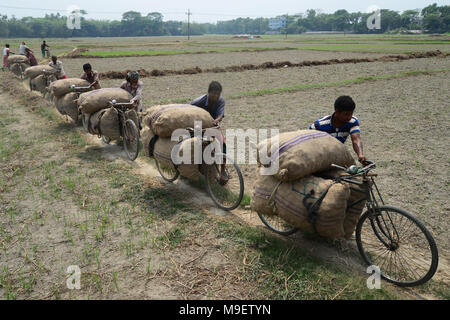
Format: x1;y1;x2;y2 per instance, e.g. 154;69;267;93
0;3;448;38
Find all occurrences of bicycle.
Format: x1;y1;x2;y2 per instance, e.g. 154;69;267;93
257;161;439;287
153;126;244;211
84;100;140;161
30;68;57;99
68;84;94;122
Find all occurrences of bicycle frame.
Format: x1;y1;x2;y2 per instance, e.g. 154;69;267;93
338;173;400;249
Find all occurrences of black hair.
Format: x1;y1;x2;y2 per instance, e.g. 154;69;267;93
5;44;9;48
334;96;356;112
51;55;57;60
208;81;222;93
83;63;92;71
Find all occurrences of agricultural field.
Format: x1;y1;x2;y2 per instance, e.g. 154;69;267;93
0;34;449;300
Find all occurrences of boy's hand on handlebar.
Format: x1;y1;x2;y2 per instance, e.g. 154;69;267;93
358;155;370;166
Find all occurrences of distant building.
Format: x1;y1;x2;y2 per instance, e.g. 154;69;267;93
269;17;287;30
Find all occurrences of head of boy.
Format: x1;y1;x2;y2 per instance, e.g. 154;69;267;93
83;63;92;74
207;81;222;105
334;96;355;125
5;44;9;48
51;56;57;64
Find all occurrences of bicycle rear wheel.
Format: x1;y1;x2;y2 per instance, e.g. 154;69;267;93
356;205;438;287
154;156;180;182
204;153;244;211
123;119;140;161
257;212;298;236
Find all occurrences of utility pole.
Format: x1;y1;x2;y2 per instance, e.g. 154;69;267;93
186;9;192;40
285;13;288;39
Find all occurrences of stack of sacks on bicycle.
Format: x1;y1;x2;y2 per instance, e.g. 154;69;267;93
24;65;51;80
251;130;365;240
7;55;30;77
78;88;135;140
50;78;91;121
141;104;216;180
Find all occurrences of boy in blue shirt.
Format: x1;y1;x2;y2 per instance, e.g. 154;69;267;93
309;96;368;165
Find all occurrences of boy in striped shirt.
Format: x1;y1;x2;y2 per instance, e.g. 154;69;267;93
309;95;368;165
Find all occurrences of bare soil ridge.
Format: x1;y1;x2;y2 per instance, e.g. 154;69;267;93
97;50;448;79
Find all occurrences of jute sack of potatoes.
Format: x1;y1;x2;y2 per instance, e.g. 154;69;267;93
148;104;214;138
30;75;47;93
153;137;202;180
49;78;91;97
7;55;28;64
24;65;51;79
315;168;366;240
99;107;121;140
58;92;79;121
87;109;105;135
125;109;139;128
141;126;156;157
251;172;350;239
257;130;355;182
10;62;29;76
53;94;78;120
78;88;132;114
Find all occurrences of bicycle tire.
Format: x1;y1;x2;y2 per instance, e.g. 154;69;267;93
257;212;298;236
204;153;244;211
123;119;139;161
154;156;180;182
356;205;439;287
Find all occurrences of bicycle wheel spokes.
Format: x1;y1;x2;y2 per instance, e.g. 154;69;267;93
357;206;438;287
123;119;139;161
155;157;179;182
257;212;298;236
205;155;244;211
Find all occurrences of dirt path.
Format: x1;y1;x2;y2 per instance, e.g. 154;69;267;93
1;77;446;300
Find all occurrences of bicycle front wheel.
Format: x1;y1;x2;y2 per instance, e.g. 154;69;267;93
356;205;439;287
123;119;140;161
204;153;244;211
257;212;298;236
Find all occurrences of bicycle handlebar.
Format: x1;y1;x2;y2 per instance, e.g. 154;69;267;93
331;160;376;175
186;125;221;132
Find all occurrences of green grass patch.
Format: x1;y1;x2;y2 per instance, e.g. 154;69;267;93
81;46;298;57
214;220;400;299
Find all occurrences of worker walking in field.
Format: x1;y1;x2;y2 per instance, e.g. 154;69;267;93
309;95;369;165
2;44;12;71
24;48;38;67
48;56;67;79
80;63;101;89
120;71;143;113
190;81;228;184
41;41;50;58
19;42;28;55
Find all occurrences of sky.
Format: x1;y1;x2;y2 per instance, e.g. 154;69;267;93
1;0;448;23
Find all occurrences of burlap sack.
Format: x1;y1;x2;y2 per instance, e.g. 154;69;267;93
141;127;155;157
125;109;139;128
24;65;51;79
148;104;214;138
314;168;367;239
54;96;65;115
257;130;355;182
99;107;121;140
78;88;132;114
30;75;47;93
50;78;91;97
87;110;104;135
251;173;350;239
10;62;28;76
153;137;201;180
7;55;28;64
58;93;79;121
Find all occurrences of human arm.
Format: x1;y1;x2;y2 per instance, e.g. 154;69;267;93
350;133;368;165
213;99;225;125
130;82;143;103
